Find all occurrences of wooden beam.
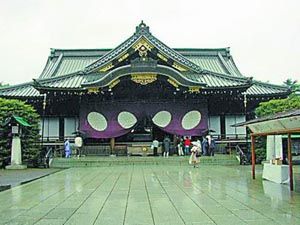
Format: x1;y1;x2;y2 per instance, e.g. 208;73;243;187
251;134;256;179
287;133;294;191
251;128;300;136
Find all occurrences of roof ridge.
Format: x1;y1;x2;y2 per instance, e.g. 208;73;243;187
253;80;289;90
202;70;251;82
36;71;81;84
84;21;204;73
0;81;34;91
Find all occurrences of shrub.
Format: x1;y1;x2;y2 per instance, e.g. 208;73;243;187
0;98;40;163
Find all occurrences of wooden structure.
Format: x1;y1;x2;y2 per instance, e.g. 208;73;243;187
235;109;300;191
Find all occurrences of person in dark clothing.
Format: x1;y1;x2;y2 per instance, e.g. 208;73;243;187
207;135;216;156
202;137;208;156
163;136;171;158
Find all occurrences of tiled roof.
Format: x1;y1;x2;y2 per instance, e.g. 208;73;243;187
0;22;289;98
39;49;243;79
245;81;289;96
0;82;41;97
234;109;300;127
25;71;250;90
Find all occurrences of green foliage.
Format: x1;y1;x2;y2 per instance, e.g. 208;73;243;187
254;92;300;163
255;95;300;117
255;137;267;163
0;98;40;163
283;78;299;93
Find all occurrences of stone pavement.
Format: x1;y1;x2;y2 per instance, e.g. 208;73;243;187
0;165;299;225
0;168;61;190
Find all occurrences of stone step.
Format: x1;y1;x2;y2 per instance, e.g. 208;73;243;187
51;154;239;168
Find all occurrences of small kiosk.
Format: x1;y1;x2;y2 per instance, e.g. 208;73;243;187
235;109;300;191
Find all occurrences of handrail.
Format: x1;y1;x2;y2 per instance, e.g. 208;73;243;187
235;144;248;165
43;147;54;168
236;144;245;156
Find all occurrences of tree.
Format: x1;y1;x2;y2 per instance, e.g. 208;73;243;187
255;95;300;117
283;78;299;93
0;98;40;163
254;89;300;163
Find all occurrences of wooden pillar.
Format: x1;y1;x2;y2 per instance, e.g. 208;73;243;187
173;135;177;153
251;135;255;179
110;138;115;155
287;133;294;191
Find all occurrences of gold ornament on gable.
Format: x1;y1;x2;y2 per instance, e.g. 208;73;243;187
118;53;129;62
109;79;120;89
167;78;179;88
87;87;99;94
157;53;168;62
172;62;188;72
99;63;114;72
131;74;157;85
188;86;201;93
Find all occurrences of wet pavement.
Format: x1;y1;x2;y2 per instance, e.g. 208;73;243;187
0;165;299;225
0;168;61;190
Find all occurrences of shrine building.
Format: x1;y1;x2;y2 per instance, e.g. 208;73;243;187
0;22;290;155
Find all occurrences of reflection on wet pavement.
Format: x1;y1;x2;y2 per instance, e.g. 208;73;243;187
0;165;299;225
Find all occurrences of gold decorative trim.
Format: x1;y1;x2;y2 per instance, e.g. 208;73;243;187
157;53;168;62
99;63;114;72
188;86;201;93
172;62;188;72
109;79;120;89
131;74;157;85
133;38;153;51
87;87;99;94
118;53;129;62
167;78;179;88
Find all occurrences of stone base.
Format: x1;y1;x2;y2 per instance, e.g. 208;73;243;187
6;164;27;170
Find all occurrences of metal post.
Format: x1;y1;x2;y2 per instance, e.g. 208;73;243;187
251;134;255;179
243;93;249;152
41;94;47;148
287;133;294;191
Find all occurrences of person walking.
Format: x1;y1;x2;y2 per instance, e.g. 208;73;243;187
64;139;71;158
189;141;201;168
152;138;159;156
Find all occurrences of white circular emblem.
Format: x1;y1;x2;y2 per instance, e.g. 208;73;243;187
152;111;172;128
117;111;137;129
181;110;201;130
87;112;107;131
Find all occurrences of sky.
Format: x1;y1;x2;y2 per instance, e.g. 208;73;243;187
0;0;299;86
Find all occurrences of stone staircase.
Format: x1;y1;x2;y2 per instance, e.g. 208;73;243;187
51;154;239;168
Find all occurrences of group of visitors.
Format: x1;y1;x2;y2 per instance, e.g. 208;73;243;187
151;135;216;167
151;136;171;157
177;136;216;156
64;135;83;158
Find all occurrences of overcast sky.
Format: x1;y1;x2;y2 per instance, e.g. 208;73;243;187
0;0;299;86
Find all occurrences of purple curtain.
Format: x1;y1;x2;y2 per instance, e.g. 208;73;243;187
80;101;208;138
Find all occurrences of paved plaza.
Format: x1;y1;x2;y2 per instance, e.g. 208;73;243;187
0;165;299;225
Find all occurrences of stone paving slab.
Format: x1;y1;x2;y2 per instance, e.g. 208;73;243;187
0;168;61;189
0;165;299;225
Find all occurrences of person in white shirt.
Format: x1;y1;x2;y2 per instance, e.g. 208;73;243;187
74;136;83;158
152;138;159;156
